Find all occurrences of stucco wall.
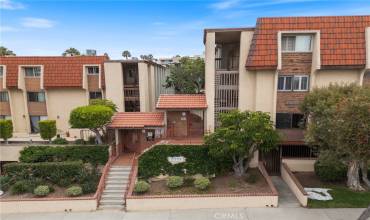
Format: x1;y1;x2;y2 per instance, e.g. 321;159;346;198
239;31;256;111
104;62;124;112
254;70;276;117
46;89;87;137
281;163;308;207
138;62;150;112
8;89;28;133
0;199;97;214
314;69;361;88
282;158;315;172
205;32;216;132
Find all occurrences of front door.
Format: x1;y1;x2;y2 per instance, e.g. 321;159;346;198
167;111;189;138
259;147;281;175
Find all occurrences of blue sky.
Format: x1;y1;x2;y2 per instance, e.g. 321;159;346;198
1;0;369;59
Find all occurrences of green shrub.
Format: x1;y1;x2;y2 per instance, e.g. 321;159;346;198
57;178;73;187
19;145;109;165
194;177;211;190
74;139;86;145
39;120;57;142
52;138;68;145
314;151;347;182
65;186;83;197
79;171;101;194
0;120;13;143
138;145;232;179
4;161;84;185
166;176;184;188
0;175;12;191
10;180;31;194
134;180;150;193
183;176;195;187
33;185;50;197
88;136;96;144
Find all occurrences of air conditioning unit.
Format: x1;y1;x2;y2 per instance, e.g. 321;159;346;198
86;49;97;56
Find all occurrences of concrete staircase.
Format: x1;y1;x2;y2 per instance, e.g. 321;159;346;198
98;165;131;210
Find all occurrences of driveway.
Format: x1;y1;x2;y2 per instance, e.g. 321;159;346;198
1;208;365;220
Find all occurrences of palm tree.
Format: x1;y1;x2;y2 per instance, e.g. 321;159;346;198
0;46;16;56
122;50;131;59
62;47;80;56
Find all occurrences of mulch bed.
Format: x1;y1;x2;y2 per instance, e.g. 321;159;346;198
135;168;271;196
293;172;346;188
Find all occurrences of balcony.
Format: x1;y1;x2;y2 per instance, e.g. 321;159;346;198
124;86;139;101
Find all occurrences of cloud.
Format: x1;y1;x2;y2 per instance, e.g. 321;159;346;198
0;0;25;10
210;0;241;10
21;17;55;28
152;22;166;26
0;26;19;32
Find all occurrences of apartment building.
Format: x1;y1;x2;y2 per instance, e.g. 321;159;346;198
0;56;172;138
204;15;370;173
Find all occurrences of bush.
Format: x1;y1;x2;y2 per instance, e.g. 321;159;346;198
65;186;83;197
134;181;150;193
19;145;109;165
4;161;84;186
0;175;12;191
138;145;232;179
39;120;57;142
74;139;85;145
166;176;184;188
194;177;211;190
314;151;347;182
52;138;68;145
10;180;31;194
0;120;13;143
89;99;117;112
33;185;50;197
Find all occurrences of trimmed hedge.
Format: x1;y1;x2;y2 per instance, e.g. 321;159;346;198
39;120;57;142
19;145;109;165
3;161;84;186
138;145;232;179
0;119;13;142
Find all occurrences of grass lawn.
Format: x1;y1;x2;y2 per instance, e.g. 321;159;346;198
308;186;370;208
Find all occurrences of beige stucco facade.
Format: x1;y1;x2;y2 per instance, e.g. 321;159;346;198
313;69;362;88
205;32;216;133
104;62;125;112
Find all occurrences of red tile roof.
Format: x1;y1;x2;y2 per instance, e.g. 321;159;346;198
246;16;370;70
109;112;165;128
156;94;207;109
0;56;107;88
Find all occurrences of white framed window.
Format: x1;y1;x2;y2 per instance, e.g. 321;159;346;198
86;66;99;75
27;91;46;102
89;91;102;99
24;67;41;77
0;91;9;102
282;35;312;52
278;75;309;91
0;66;4;77
0;115;11;120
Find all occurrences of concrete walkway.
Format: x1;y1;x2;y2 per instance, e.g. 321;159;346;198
0;208;365;220
271;176;300;207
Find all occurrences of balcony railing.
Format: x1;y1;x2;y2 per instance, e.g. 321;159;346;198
215;56;239;71
124;86;139;100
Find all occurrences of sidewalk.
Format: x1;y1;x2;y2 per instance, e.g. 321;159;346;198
1;207;365;220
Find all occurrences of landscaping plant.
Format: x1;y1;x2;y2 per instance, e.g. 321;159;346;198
134;180;150;194
33;185;50;197
204;110;280;177
0;175;12;191
301;84;370;191
69;105;113;144
39;120;57;143
51;137;68;145
10;180;32;195
89;99;117;112
314;150;347;182
193;177;211;190
0;119;13;144
166;176;184;188
65;186;83;197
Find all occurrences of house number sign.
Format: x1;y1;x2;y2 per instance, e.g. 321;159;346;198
167;156;186;165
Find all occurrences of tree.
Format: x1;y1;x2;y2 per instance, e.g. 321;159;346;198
39;120;57;143
62;48;80;56
140;54;154;60
69;105;113;144
0;46;16;56
165;57;205;94
301;84;370;191
204;110;280;177
0;120;13;144
122;50;131;59
89;99;117;112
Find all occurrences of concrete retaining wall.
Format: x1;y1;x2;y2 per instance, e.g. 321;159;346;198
282;158;315;172
281;163;308;207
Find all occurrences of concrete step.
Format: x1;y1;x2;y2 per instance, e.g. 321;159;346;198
110;167;131;171
103;189;126;193
98;204;125;210
107;176;129;179
100;199;125;205
106;180;128;184
105;185;126;190
102;194;124;199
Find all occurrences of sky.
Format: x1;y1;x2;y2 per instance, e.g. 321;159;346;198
1;0;370;59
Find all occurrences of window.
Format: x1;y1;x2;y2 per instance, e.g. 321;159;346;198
0;115;11;120
276;113;305;129
27;92;45;102
87;66;99;75
0;66;3;77
278;75;309;91
0;91;9;102
89;91;102;99
30;116;47;133
24;67;41;77
282;35;312;52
